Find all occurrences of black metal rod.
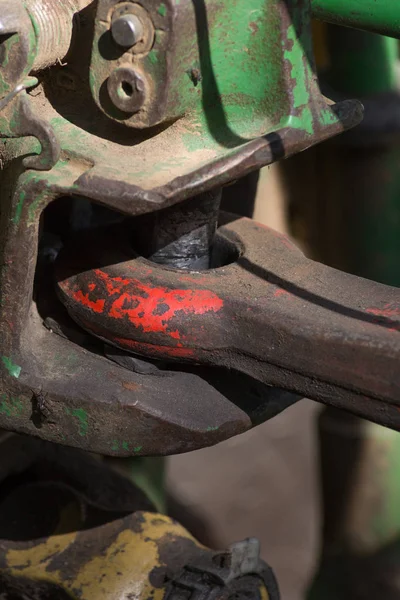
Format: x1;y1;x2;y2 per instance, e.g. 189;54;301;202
147;189;221;270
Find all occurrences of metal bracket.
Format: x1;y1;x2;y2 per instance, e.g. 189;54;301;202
0;92;60;170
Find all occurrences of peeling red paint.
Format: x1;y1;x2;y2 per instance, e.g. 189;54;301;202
77;317;196;360
366;303;400;332
112;336;196;358
63;269;224;343
366;303;400;318
95;269;131;295
274;288;292;299
106;284;222;340
73;290;105;314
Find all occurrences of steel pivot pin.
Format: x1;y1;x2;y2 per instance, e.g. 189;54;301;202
111;13;144;48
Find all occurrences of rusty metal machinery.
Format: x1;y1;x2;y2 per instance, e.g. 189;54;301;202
1;0;400;596
0;0;369;457
0;433;279;599
0;0;399;456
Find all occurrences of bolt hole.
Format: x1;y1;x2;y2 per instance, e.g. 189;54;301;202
121;80;133;97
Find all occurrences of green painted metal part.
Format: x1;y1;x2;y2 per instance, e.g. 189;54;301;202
89;0;352;135
325;29;398;96
312;0;400;39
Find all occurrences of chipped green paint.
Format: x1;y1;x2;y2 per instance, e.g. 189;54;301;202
52;350;82;370
158;3;167;16
65;407;88;437
0;35;27;97
111;440;142;453
206;426;219;432
12;191;26;225
0;0;356;278
282;14;313;134
320;107;340;126
28;189;48;225
1;356;21;378
148;50;159;65
0;393;23;417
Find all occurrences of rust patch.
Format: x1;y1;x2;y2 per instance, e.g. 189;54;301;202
122;381;142;391
249;21;259;35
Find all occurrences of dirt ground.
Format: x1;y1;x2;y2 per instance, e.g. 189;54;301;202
168;167;321;600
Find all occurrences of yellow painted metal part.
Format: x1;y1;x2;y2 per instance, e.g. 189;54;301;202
260;582;271;600
0;473;276;599
2;506;272;599
3;511;200;599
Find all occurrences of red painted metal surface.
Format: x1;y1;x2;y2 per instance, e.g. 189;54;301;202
56;217;400;429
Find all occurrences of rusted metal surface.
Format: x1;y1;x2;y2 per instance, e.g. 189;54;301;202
1;1;399;596
0;0;397;458
0;164;297;455
0;302;296;456
56;215;400;429
0;436;279;599
0;170;298;455
90;0;363;134
0;92;60;170
0;0;364;457
0;0;92;103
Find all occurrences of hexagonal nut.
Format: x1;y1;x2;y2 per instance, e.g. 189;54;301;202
107;67;146;114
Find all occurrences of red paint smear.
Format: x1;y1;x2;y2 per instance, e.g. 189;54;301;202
274;288;292;299
78;317;196;360
94;269;224;339
112;336;195;359
73;290;105;314
366;303;400;332
366;303;400;318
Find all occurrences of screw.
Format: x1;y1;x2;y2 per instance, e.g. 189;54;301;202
111;14;143;48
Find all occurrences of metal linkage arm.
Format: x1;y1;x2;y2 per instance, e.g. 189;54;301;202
57;217;400;431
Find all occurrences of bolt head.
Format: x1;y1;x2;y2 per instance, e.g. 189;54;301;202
111;14;143;48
